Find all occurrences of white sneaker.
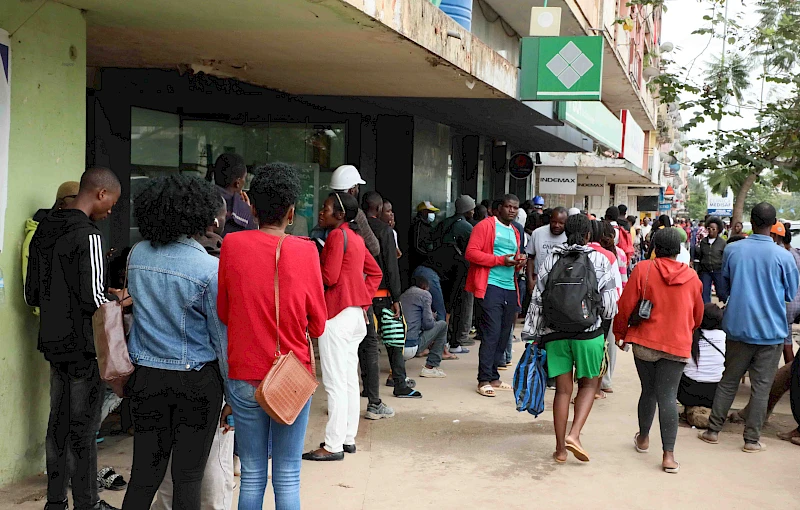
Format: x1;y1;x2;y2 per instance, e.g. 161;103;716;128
420;366;446;378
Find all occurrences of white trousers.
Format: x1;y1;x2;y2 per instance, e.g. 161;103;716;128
150;413;235;510
319;306;367;453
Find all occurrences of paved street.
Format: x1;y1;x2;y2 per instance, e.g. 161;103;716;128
2;330;796;510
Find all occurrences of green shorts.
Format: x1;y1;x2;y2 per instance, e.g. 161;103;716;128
545;334;606;379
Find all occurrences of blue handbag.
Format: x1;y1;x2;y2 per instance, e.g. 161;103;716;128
512;342;548;417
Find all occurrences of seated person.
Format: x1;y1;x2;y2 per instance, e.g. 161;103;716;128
678;303;725;411
400;275;449;378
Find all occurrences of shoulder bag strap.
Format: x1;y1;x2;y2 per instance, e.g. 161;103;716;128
274;235;317;375
699;330;725;357
642;260;653;300
342;228;348;255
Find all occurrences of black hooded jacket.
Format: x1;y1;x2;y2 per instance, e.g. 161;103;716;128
25;209;109;362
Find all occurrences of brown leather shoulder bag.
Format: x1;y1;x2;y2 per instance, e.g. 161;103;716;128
92;244;137;397
255;235;319;425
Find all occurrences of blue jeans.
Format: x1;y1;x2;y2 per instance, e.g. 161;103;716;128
412;266;446;321
228;379;311;510
700;270;729;303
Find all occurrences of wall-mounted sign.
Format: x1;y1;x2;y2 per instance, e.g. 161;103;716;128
576;174;606;196
520;36;604;101
539;166;577;195
659;202;671;213
707;189;733;217
663;185;675;199
558;102;622;153
620;110;645;171
509;152;534;179
529;7;562;37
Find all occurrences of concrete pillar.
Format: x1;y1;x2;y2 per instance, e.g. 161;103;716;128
0;1;87;486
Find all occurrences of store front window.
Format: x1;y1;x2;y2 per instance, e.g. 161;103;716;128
130;107;345;242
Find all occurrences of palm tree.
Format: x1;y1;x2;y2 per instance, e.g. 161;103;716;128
703;53;753;106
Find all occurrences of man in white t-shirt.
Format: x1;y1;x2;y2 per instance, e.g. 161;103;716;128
525;206;567;292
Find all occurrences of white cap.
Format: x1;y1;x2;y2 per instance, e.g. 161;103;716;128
330;165;366;191
568;207;581;216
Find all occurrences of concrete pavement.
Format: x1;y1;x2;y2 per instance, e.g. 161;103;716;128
2;332;797;510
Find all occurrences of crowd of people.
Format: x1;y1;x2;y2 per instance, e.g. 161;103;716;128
22;157;800;510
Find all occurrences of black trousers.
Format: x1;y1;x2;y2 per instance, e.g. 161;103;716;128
47;359;102;510
360;306;382;406
122;363;223;510
477;285;518;383
677;374;718;408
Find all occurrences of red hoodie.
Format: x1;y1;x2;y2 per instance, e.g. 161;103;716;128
613;258;703;359
465;217;521;300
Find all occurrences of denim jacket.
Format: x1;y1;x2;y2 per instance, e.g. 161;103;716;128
127;238;228;386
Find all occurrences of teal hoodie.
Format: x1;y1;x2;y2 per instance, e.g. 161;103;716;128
722;234;799;344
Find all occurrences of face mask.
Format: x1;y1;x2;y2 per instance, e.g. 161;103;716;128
427;212;436;223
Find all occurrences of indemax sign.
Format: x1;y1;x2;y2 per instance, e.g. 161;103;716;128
539;167;578;195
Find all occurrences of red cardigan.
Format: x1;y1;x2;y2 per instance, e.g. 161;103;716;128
321;223;382;319
613;258;703;359
218;231;328;381
465;217;521;300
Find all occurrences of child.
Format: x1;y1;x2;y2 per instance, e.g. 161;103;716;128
677;303;726;427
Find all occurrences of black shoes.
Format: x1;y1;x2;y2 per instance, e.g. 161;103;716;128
95;502;120;510
44;501;68;510
302;449;345;461
319;442;356;454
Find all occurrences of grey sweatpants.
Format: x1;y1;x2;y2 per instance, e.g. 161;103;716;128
634;356;685;452
602;330;618;390
708;341;783;443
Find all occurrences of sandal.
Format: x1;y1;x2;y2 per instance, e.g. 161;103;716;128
492;381;512;391
477;384;496;397
698;430;719;444
565;440;590;462
441;353;460;360
634;433;648;453
552;452;566;464
98;467;127;491
663;462;680;474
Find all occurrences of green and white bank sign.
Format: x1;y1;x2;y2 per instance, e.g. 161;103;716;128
520;36;604;101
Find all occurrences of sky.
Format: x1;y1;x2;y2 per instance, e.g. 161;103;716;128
661;0;762;164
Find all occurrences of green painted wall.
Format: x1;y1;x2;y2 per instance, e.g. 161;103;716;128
0;0;86;486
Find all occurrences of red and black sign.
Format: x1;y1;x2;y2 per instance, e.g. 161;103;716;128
509;153;534;179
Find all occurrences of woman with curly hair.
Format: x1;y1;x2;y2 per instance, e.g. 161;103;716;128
218;163;327;509
123;175;229;510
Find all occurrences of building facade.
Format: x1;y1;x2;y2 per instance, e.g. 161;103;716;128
0;0;671;485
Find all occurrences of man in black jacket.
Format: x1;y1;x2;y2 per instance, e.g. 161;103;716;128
363;191;422;400
25;167;121;510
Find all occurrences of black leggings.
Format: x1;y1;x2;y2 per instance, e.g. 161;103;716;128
634;357;685;452
122;363;223;510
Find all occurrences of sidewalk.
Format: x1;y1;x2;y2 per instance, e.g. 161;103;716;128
2;332;797;510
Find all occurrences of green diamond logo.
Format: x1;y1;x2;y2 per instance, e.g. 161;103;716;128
520;36;605;101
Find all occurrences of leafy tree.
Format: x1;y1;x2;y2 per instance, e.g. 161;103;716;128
687;177;708;220
652;0;800;224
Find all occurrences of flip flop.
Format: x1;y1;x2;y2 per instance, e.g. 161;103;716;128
497;365;509;370
742;441;766;453
594;392;607;400
493;381;512;391
601;388;614;394
477;384;496;397
634;433;648;453
552;452;566;464
698;431;719;444
791;437;800;446
663;462;680;474
441;354;460;360
565;441;590;462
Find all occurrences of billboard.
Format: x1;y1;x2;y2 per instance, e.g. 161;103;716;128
707;189;733;217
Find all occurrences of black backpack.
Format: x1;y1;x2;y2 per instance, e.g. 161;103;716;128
542;249;601;333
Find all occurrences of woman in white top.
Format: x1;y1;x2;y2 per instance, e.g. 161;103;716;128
678;304;726;408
